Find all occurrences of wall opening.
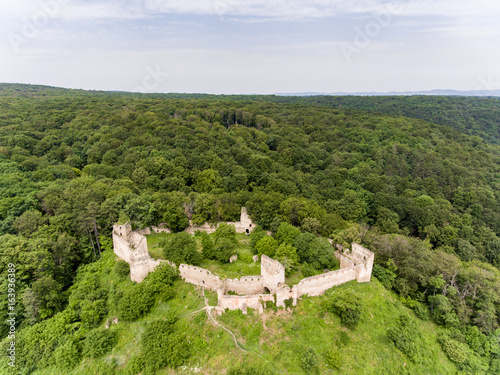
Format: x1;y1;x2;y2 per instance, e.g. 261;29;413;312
246;229;249;234
263;287;270;294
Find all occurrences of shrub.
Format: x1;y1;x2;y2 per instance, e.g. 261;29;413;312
387;314;423;363
441;338;470;364
302;262;315;278
141;316;190;372
118;284;155;321
54;340;81;370
338;331;351;346
114;260;130;279
324;348;342;370
327;289;363;328
124;355;146;375
300;347;318;373
83;328;115;358
144;262;179;294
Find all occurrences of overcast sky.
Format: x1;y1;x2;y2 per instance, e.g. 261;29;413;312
1;0;499;94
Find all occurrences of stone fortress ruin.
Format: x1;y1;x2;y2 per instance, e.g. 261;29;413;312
112;207;374;314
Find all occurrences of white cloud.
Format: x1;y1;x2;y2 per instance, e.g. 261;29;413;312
1;0;499;23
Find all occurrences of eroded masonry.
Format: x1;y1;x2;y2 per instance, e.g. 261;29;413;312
112;208;374;314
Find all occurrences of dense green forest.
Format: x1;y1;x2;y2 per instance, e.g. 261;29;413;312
0;83;499;374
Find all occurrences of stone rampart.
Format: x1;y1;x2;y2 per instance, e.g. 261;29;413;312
179;264;223;290
275;286;293;307
295;267;357;298
222;276;263;295
217;290;274;314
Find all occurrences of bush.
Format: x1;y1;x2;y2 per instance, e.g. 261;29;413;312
324;348;342;370
144;262;179;294
441;338;470;364
300;347;318;373
114;260;130;278
141;316;190;372
124;355;146;375
387;314;423;363
54;340;81;370
338;331;351;346
83;328;115;358
302;262;315;278
327;289;363;328
118;284;155;321
161;232;201;265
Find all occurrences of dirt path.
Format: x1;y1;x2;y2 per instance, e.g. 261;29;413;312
201;288;247;352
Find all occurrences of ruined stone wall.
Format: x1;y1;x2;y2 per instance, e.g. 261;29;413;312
295;267;357;298
217;291;274;314
186;207;255;235
112;224;163;283
179;264;222;290
151;224;171;234
222;276;263;295
112;232;134;264
351;243;374;282
261;255;285;292
276;286;293;307
338;252;354;269
184;222;218;235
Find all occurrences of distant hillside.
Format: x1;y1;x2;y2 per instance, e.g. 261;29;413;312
2;83;500;144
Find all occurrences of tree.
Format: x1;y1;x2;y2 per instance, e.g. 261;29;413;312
13;209;46;237
161;232;201;265
255;236;278;258
274;222;301;245
250;227;267;254
201;231;216;259
212;223;238;263
31;276;63;320
275;243;298;275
